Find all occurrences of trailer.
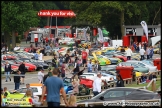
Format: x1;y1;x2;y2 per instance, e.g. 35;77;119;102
30;31;44;43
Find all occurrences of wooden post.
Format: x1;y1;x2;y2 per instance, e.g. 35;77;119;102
151;79;156;92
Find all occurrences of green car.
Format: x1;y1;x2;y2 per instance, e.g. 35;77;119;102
88;56;109;66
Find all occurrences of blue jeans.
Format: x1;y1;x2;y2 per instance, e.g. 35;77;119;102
5;72;10;81
47;102;60;107
88;70;92;73
150;55;153;59
15;83;20;90
93;91;99;96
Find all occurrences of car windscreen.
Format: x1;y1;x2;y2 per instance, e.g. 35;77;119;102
142;61;153;66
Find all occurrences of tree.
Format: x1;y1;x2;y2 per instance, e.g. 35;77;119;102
2;1;40;49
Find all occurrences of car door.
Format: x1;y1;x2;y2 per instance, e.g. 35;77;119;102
125;89;155;100
94;90;126;104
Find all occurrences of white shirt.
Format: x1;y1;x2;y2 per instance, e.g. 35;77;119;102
38;71;44;81
85;49;89;55
93;77;102;92
125;48;133;56
39;53;43;61
139;49;145;55
139;44;141;49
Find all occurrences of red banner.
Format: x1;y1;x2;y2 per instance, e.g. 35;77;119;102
37;10;76;17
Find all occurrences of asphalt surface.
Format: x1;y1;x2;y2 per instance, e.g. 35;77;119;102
1;41;161;90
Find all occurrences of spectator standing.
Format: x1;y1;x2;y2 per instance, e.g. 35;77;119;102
68;95;77;107
144;41;147;51
139;42;142;49
149;46;154;59
82;49;88;68
73;59;80;74
52;55;58;68
59;54;64;67
39;51;43;61
93;72;102;96
87;60;93;72
61;62;66;78
34;52;39;60
40;68;68;107
133;42;136;52
38;69;44;83
14;70;21;90
18;61;26;85
146;47;150;59
125;47;133;60
94;61;101;72
72;79;79;95
116;74;124;87
23;84;34;98
4;61;12;82
139;47;145;60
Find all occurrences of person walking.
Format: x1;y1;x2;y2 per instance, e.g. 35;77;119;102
73;59;80;75
23;84;34;98
139;47;145;61
18;61;26;85
149;46;154;59
94;61;101;72
40;68;68;107
87;60;93;72
146;47;150;59
82;49;88;68
61;62;66;79
93;72;102;96
38;69;44;84
116;74;124;87
4;61;12;82
72;79;79;95
125;46;133;60
14;70;21;90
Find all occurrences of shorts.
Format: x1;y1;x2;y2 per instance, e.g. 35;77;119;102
82;59;87;64
21;73;25;78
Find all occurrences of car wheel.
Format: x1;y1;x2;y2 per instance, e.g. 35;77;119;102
46;52;50;56
48;62;53;67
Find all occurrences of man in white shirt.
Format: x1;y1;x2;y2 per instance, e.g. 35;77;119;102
125;47;133;60
38;69;44;83
139;47;145;60
93;72;102;96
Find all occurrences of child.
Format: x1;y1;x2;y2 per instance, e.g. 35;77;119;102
68;94;77;107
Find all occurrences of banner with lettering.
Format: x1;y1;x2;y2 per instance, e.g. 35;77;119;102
140;21;148;41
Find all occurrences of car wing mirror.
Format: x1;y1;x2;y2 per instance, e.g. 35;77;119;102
99;96;104;100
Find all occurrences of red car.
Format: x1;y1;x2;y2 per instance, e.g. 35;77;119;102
1;63;19;71
9;60;36;72
24;47;31;52
114;55;127;62
80;78;94;88
3;55;17;60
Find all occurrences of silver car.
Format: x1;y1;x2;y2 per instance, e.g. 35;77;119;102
126;60;158;72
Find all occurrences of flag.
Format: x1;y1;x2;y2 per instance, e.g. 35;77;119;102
140;21;148;41
97;28;104;43
83;28;87;42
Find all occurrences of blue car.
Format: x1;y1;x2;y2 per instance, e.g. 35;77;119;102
63;77;73;94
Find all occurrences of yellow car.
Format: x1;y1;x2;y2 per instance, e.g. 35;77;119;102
117;46;128;51
79;42;91;48
135;71;143;77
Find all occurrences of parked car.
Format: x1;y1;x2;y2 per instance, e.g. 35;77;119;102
3;54;17;60
7;60;36;72
126;60;158;72
98;55;122;64
117;62;149;73
18;58;49;70
63;77;73;94
80;72;115;84
77;87;160;107
59;38;74;45
88;56;111;66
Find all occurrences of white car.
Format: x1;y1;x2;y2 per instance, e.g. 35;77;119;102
58;47;70;56
126;60;158;72
59;38;74;45
66;40;75;45
80;72;115;84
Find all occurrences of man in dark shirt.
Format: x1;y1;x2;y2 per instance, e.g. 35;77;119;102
18;61;26;85
14;71;21;90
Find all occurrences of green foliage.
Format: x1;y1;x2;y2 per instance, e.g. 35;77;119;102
16;35;21;43
2;1;39;33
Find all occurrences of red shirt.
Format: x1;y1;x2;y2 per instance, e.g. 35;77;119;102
82;51;87;59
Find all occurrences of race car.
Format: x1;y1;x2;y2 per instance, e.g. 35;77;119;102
3;54;17;60
97;55;122;64
88;56;111;66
